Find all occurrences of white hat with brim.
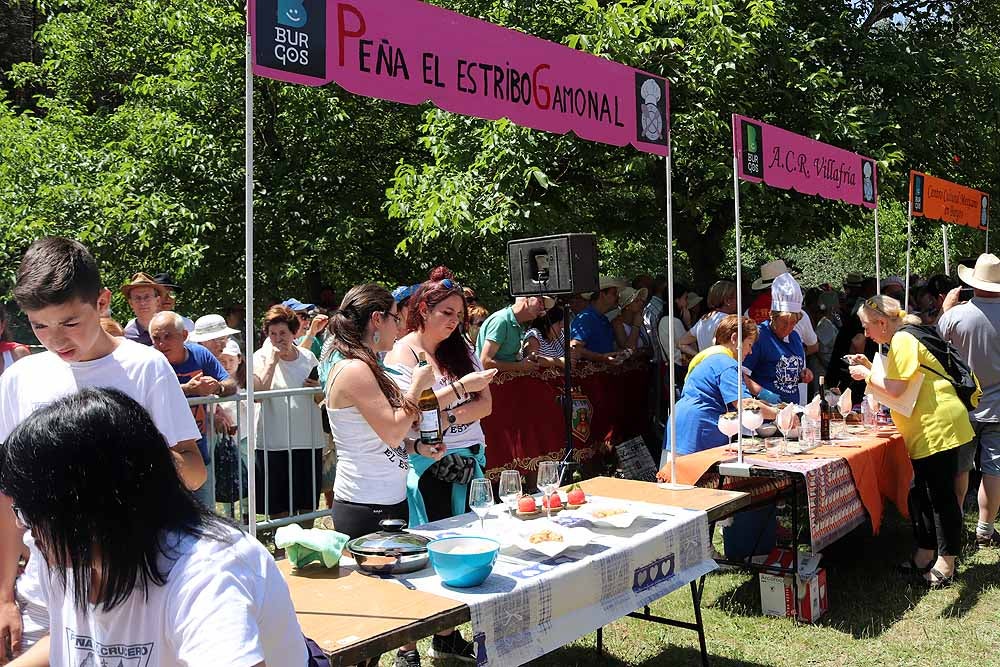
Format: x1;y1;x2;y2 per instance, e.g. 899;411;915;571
189;314;241;343
685;292;703;309
221;338;242;357
751;260;790;291
957;253;1000;292
582;276;628;300
617;286;648;308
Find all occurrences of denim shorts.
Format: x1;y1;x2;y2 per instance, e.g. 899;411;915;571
976;421;1000;477
957;440;978;473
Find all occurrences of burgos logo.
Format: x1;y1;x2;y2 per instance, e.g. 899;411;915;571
278;0;307;28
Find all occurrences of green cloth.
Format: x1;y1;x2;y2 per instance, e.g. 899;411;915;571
475;306;524;362
274;524;349;569
406;446;487;527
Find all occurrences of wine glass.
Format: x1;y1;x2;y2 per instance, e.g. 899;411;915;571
537;461;560;521
741;409;764;441
469;478;494;532
717;414;740;449
498;470;522;519
776;409;795;455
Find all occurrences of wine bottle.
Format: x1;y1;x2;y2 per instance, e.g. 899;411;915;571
416;352;443;447
819;375;831;442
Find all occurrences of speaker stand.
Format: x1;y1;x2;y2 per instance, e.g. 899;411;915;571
561;298;574;460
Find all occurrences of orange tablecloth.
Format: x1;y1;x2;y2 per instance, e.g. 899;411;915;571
663;431;913;533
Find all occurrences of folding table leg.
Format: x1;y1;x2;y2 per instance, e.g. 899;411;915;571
690;579;710;667
596;626;603;656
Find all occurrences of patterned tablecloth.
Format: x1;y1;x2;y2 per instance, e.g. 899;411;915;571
397;498;716;666
742;456;867;551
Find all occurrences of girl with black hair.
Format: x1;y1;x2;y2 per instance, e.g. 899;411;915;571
0;387;308;667
384;274;498;528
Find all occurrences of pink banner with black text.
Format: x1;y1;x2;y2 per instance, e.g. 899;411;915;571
733;114;877;208
249;0;671;156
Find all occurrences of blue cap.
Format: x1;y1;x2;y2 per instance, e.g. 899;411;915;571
281;298;315;312
392;284;420;303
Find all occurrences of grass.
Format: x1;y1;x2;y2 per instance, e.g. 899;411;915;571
373;508;1000;666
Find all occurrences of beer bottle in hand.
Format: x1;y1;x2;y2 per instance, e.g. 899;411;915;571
417;352;443;447
819;375;831;442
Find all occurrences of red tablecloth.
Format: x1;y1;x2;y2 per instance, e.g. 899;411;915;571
481;358;651;480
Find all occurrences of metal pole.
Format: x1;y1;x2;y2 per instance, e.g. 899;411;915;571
661;145;692;490
562;302;573;457
874;205;882;294
244;28;258;537
732;119;745;465
905;202;913;309
943;225;951;275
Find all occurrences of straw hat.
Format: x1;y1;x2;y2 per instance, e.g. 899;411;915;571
617;286;648;308
957;253;1000;292
582;276;628;300
121;272;167;298
751;260;789;291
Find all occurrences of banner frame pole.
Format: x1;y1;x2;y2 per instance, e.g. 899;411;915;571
905;202;913;308
659;139;694;491
874;205;882;295
244;29;258;538
732;119;745;465
943;225;951;275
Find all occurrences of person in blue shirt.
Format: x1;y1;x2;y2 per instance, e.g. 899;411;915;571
150;311;237;507
570;276;627;363
743;273;814;404
658;315;778;464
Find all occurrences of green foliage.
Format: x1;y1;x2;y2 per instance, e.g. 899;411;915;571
0;0;997;318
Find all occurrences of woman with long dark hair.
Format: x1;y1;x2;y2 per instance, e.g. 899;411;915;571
523;305;567;367
0;387;308;666
385;270;498;530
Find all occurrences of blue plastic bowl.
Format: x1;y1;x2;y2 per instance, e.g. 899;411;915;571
427;536;500;588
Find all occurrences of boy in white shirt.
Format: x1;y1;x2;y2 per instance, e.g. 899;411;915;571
0;237;206;659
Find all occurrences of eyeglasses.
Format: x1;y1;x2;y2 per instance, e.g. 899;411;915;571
383;310;401;325
11;503;29;530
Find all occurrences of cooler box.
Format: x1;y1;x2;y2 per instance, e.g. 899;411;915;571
758;548;828;623
723;505;777;560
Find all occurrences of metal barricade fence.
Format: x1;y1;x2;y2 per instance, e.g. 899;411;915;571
188;387;327;534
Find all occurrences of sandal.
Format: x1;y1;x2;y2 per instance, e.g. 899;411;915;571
923;567;955;589
897;555;933;576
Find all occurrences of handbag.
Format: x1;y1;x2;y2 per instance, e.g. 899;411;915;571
427;452;475;485
214;434;249;504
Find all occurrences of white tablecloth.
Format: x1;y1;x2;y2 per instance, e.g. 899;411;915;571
403;497;716;666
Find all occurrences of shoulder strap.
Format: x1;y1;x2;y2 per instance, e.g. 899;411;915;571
327;358;357;388
408;346;421;363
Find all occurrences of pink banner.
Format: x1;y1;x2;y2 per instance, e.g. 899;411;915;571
250;0;669;156
733;114;877;209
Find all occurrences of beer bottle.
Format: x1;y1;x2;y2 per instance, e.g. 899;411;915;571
417;352;443;447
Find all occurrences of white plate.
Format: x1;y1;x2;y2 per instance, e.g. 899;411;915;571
512;523;592;558
579;504;639;528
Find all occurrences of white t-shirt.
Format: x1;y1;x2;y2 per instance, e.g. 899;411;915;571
690;311;728;351
388;346;487;452
40;526;307;667
252;347;322;451
796;311;819;347
657;317;687;365
0;339;201;648
327;360;409;505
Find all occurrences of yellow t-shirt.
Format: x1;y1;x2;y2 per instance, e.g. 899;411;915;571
884;330;974;460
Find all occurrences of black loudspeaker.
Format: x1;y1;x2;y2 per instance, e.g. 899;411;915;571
507;233;599;297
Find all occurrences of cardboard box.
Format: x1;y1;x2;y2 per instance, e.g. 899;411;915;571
758;549;828;623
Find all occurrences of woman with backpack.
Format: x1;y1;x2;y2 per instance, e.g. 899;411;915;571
848;294;975;588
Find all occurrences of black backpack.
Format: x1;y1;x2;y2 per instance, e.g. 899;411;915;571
899;324;983;412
